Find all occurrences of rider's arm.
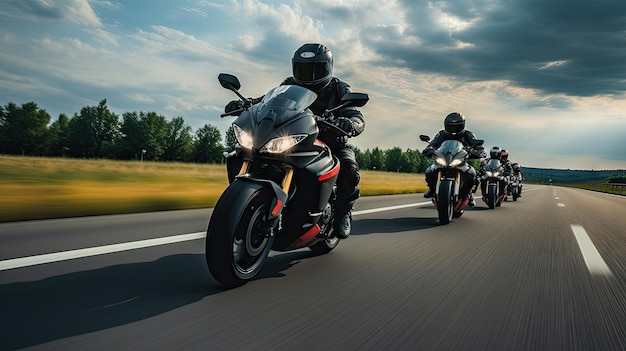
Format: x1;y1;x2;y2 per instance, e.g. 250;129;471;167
336;80;365;136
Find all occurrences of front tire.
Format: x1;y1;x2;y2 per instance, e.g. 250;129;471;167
437;181;454;225
206;182;275;289
487;183;497;209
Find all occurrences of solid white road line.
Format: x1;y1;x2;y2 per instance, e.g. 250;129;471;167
570;225;613;276
0;232;206;271
0;202;433;271
353;202;431;216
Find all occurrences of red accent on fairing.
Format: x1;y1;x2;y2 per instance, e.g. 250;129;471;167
272;199;284;216
314;139;326;147
287;224;321;250
319;163;340;181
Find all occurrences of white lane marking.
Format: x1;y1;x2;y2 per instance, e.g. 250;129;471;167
0;202;433;271
353;202;431;216
0;232;206;271
557;203;566;207
570;225;613;276
555;197;560;199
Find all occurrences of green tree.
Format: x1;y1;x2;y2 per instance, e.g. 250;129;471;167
193;124;224;163
163;116;193;162
370;147;385;171
224;125;237;151
353;146;371;170
117;111;168;161
67;99;119;158
385;147;404;172
400;148;421;173
0;101;50;155
47;113;70;157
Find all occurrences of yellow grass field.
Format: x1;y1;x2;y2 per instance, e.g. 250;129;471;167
0;155;426;222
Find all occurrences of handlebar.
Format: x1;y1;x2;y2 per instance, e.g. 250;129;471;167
316;117;350;138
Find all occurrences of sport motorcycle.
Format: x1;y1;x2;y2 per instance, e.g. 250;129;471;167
480;159;508;209
206;73;368;288
508;173;521;201
420;135;484;225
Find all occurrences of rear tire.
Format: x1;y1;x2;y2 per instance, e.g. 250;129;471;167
310;202;340;255
206;182;275;289
437;181;454;225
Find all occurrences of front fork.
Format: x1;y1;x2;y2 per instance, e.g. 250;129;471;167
435;171;461;197
237;160;294;194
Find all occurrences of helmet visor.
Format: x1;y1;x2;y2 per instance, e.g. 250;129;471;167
293;61;331;83
446;123;464;135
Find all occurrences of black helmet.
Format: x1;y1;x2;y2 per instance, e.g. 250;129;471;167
500;149;509;161
489;146;501;159
292;43;333;93
444;112;466;136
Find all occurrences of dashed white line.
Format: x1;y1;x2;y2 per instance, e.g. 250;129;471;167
557;203;566;207
571;225;612;276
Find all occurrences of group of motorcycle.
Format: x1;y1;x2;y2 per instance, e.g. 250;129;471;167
419;135;524;225
205;73;522;288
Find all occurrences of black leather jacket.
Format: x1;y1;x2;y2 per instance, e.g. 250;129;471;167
280;77;364;137
423;129;484;158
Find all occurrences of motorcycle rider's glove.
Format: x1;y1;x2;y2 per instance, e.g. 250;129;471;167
335;117;355;136
225;100;244;114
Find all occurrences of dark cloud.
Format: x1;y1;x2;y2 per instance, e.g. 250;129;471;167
368;0;626;97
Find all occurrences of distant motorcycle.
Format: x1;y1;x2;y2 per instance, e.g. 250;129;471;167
480;159;508;209
205;73;369;288
420;135;484;224
508;174;521;201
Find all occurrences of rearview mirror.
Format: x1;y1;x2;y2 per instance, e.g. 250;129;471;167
218;73;241;91
419;135;430;142
340;92;369;108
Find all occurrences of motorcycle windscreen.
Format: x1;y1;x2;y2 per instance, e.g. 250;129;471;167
437;140;464;156
485;159;501;171
256;85;318;124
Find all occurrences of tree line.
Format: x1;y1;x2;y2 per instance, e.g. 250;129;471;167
1;99;437;172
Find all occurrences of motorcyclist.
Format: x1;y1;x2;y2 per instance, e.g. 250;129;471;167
479;146;509;201
421;112;485;206
500;149;513;177
511;162;524;197
224;43;365;239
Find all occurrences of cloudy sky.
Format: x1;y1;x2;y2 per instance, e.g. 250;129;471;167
1;0;625;170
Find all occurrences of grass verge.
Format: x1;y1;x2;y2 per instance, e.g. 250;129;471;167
1;155;426;223
563;183;626;196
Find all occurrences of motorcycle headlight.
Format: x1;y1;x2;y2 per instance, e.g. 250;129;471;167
233;124;253;150
449;159;462;167
435;157;447;167
260;134;307;153
485;171;494;177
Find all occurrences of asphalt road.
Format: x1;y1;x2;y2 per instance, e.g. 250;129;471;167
2;185;626;351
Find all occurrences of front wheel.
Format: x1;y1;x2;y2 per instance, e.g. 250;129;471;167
437;181;454;225
487;183;497;209
206;182;275;289
512;186;519;201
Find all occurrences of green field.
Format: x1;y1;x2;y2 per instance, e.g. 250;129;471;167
0;155;427;223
